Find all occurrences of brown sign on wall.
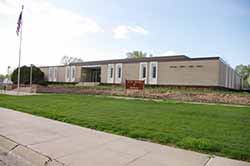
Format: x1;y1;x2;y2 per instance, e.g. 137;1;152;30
125;80;145;90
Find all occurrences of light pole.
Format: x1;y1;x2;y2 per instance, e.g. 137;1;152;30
30;64;33;88
7;66;10;82
241;77;244;90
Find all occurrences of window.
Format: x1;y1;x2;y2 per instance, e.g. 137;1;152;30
189;65;194;68
110;67;113;78
196;65;203;68
139;62;147;83
149;62;157;84
107;64;114;83
170;66;177;68
152;66;157;79
142;66;146;78
72;68;75;78
118;67;121;78
67;67;70;80
180;65;185;68
115;63;122;84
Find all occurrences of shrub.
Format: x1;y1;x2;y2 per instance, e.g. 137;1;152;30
11;65;45;85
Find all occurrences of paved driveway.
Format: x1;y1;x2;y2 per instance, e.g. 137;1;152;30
0;107;249;166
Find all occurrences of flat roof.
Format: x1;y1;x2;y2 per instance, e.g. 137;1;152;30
40;55;220;68
72;55;220;66
39;65;66;68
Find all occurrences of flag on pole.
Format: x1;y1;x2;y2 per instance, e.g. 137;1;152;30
16;6;24;36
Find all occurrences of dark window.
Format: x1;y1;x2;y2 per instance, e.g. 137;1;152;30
196;65;203;68
72;68;75;78
170;66;177;68
152;66;157;78
118;67;121;78
180;65;185;68
189;65;194;68
110;68;113;78
142;66;146;78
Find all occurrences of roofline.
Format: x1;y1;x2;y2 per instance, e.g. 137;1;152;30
71;55;190;65
39;55;222;68
190;57;220;61
218;57;242;78
39;65;66;68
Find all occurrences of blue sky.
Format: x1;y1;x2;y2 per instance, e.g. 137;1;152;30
0;0;249;74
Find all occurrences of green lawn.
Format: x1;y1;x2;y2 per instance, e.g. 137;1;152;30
0;94;249;161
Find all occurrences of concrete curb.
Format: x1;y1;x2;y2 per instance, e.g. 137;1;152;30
0;135;64;166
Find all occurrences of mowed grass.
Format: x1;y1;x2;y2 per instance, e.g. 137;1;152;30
0;94;249;161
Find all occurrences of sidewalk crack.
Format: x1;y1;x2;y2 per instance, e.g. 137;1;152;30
204;155;214;166
45;158;66;166
123;151;151;166
8;144;19;153
44;158;53;166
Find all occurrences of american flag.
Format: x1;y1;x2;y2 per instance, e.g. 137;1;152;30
16;6;24;36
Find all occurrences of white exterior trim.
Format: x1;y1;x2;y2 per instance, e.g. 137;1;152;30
115;63;122;84
107;64;114;83
225;65;228;88
65;66;71;82
48;67;53;82
70;66;76;82
149;62;158;84
53;67;57;82
139;62;147;84
82;65;101;68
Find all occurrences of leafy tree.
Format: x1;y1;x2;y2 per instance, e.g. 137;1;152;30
0;74;5;83
235;64;250;88
61;56;83;65
126;51;152;59
11;65;45;85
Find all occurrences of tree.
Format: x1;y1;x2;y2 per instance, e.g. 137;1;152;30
126;51;152;59
0;74;5;83
61;56;83;65
11;65;45;85
235;64;250;88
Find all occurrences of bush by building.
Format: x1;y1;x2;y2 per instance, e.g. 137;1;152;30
11;65;45;85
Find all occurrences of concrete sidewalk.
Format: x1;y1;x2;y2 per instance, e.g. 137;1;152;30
0;108;249;166
0;90;38;96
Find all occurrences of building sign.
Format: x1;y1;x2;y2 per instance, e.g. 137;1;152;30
125;80;145;90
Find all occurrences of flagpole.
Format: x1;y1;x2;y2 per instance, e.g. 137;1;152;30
17;5;24;93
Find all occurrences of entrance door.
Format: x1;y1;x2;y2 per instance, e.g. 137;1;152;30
91;69;100;82
81;67;101;82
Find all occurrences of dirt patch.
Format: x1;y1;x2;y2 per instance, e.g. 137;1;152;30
36;86;250;106
146;92;250;105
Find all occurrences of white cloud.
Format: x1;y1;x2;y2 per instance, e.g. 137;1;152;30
156;51;178;57
0;0;103;74
113;25;148;39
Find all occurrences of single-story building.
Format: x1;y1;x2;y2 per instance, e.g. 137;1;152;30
39;55;242;89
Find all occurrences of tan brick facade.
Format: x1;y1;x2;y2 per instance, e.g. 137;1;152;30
157;60;220;86
40;56;242;89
